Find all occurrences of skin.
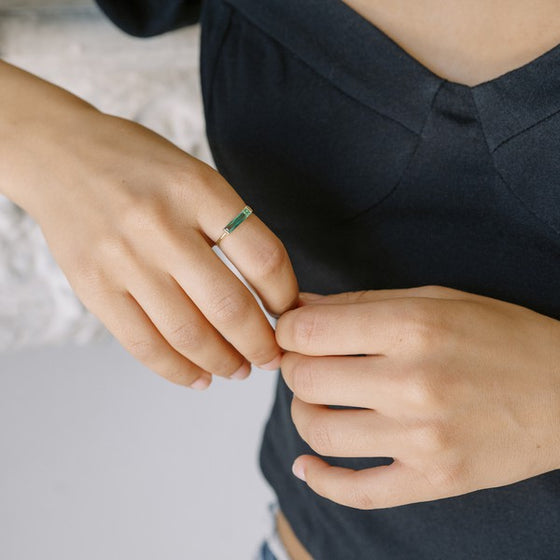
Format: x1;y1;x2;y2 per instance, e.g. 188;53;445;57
342;0;560;87
0;60;299;389
2;1;560;558
277;286;560;510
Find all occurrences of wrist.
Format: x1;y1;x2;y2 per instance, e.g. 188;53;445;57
0;102;102;218
0;60;101;215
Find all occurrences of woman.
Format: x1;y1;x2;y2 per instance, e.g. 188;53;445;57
2;1;560;558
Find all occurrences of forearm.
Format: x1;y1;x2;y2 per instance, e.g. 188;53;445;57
0;59;100;213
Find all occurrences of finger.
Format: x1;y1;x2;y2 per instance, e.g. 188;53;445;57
298;285;481;306
276;297;456;356
194;177;299;316
166;233;282;368
277;299;406;356
88;290;213;389
126;268;251;380
292;455;436;510
291;396;405;458
214;215;299;316
281;353;401;411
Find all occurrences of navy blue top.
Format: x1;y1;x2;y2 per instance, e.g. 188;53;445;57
99;1;560;558
95;0;201;37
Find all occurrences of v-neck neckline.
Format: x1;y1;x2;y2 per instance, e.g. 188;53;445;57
335;0;560;91
224;0;560;148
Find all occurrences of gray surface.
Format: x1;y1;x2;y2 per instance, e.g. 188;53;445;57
0;341;278;559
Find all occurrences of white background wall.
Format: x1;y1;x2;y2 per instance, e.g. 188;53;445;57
0;3;278;558
0;341;278;560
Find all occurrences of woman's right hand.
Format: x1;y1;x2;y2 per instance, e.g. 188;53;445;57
6;102;299;389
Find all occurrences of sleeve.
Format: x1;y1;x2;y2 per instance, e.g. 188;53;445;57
94;0;202;37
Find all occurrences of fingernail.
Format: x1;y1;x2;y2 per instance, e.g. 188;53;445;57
190;375;211;391
292;459;306;481
299;292;323;303
230;362;251;380
257;354;282;371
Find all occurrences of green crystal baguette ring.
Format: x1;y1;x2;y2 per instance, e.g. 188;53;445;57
215;205;253;246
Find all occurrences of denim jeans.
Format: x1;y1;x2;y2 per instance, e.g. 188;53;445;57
252;501;292;560
257;540;279;560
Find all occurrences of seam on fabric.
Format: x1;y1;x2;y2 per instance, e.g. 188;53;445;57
495;170;560;239
469;91;497;155
223;0;419;135
470;89;560;240
334;79;447;227
490;105;560;153
469;88;494;157
472;80;560;154
488;80;524;149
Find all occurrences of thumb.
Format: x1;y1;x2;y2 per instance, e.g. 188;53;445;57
299;286;468;306
298;292;326;305
299;290;372;305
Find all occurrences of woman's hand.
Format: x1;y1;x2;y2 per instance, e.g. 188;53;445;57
7;102;298;389
276;285;560;509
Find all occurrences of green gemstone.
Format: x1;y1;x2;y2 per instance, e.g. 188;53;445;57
224;206;252;234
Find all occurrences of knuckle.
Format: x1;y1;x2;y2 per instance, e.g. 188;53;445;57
291;359;318;401
91;235;133;266
429;457;468;491
414;284;458;298
292;309;324;349
167;320;204;352
174;159;220;198
70;259;109;298
347;483;375;510
120;199;147;230
159;166;193;194
252;240;289;279
210;291;251;325
400;301;445;354
306;418;335;456
126;337;159;363
345;290;370;303
407;324;436;356
406;369;442;409
412;418;450;454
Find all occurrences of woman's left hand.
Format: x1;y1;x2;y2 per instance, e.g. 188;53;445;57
276;285;560;510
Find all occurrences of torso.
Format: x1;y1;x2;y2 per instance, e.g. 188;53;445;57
276;509;313;560
276;1;560;558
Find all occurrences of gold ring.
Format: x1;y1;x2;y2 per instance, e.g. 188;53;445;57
215;205;253;246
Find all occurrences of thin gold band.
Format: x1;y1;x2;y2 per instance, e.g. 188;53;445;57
215;205;253;246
